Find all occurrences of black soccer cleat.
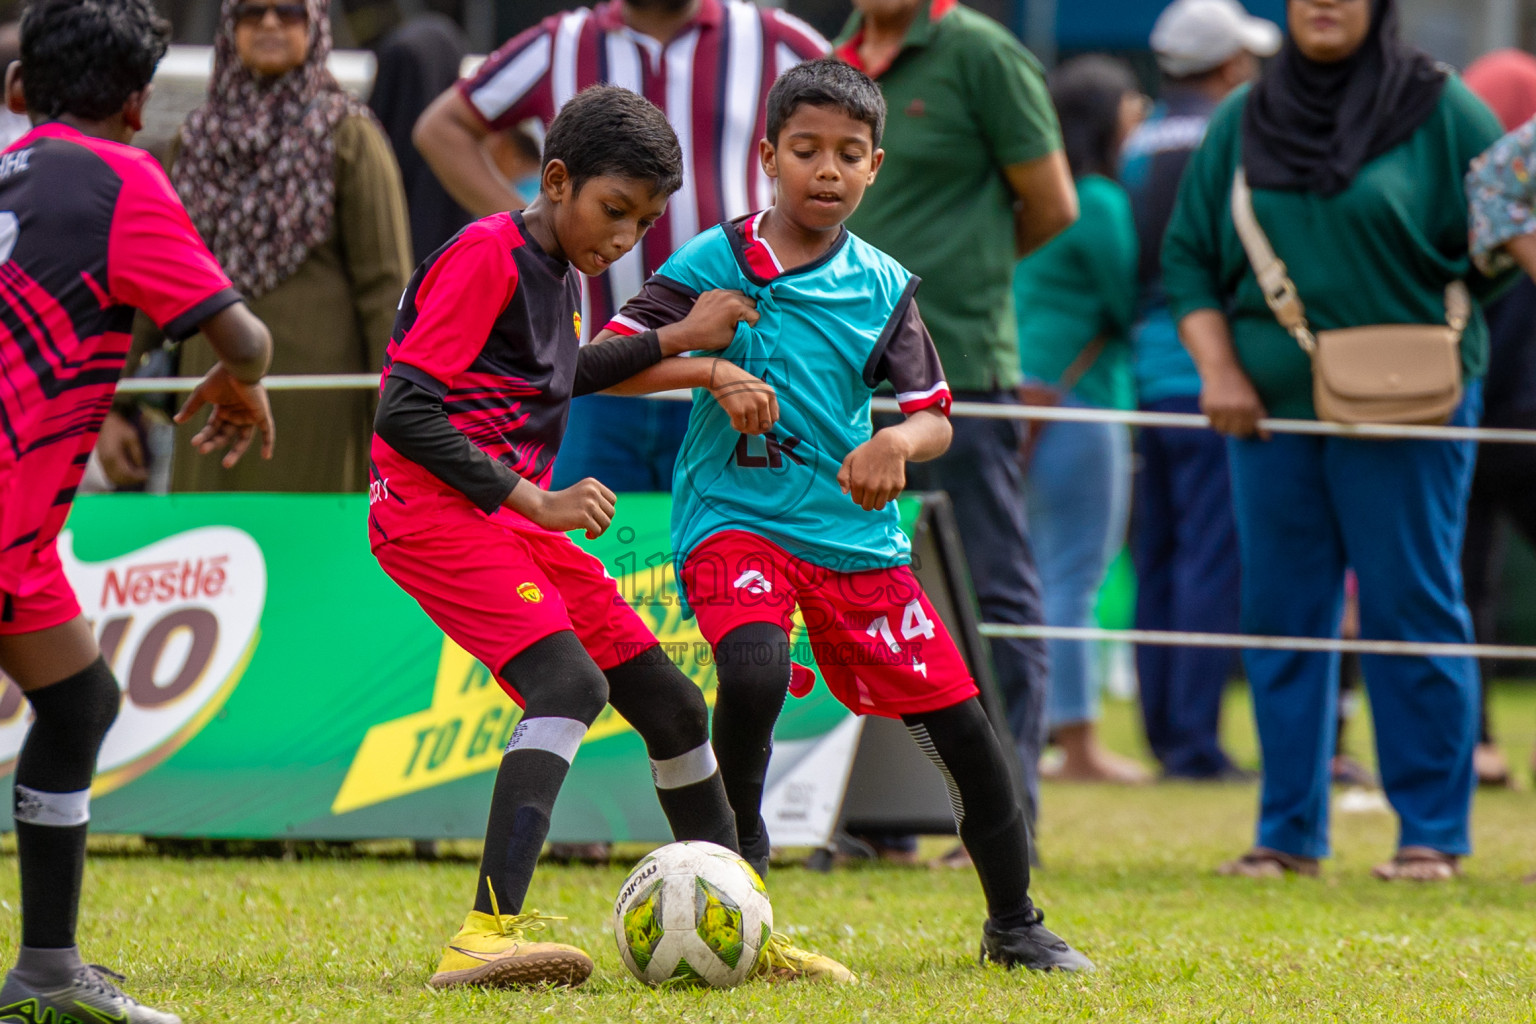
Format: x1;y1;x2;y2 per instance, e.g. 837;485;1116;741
980;914;1095;972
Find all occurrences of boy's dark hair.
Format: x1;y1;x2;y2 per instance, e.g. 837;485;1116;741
1049;55;1138;181
20;0;169;123
542;85;683;196
766;57;885;149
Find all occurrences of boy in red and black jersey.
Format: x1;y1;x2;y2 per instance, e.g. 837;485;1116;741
370;85;851;987
0;3;275;1022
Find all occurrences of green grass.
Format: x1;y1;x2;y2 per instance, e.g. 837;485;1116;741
7;683;1536;1022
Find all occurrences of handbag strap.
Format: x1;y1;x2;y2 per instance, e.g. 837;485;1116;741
1229;168;1470;353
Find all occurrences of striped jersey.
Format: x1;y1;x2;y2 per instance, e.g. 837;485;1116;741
609;213;952;574
0;123;238;596
457;0;828;339
368;211;582;548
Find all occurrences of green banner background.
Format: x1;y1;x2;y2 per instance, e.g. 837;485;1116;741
0;494;915;841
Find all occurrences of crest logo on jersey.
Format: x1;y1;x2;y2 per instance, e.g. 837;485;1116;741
517;582;544;603
0;527;266;796
573;311;582;339
733;570;772;596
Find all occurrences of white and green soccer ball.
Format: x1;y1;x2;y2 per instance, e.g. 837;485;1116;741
612;840;773;988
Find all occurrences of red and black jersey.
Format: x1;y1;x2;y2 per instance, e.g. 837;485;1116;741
369;211;582;546
0;123;238;595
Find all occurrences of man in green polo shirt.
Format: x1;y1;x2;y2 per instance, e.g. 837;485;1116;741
836;0;1077;837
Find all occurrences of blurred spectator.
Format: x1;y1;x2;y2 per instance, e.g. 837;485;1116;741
1463;50;1536;788
105;0;412;493
837;0;1076;835
368;10;471;262
0;22;23;149
1121;0;1277;782
1164;0;1505;880
1015;56;1147;784
412;0;828;494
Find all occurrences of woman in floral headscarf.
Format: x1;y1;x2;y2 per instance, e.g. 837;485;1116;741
120;0;410;492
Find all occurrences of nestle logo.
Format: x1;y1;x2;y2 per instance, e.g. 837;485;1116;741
101;556;229;609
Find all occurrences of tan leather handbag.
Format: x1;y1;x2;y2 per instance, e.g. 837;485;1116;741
1230;169;1468;425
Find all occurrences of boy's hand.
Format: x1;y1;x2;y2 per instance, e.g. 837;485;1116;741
708;359;778;435
96;410;148;487
837;429;911;511
174;365;276;468
507;477;617;539
658;290;759;354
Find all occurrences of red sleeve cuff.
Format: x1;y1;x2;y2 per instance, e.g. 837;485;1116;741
602;316;644;337
896;385;952;417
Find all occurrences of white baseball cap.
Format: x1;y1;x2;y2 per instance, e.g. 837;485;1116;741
1151;0;1282;77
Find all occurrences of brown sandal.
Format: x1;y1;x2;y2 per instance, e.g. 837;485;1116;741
1216;847;1321;879
1371;847;1460;882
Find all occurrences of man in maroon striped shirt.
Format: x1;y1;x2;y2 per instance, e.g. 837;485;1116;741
414;0;827;493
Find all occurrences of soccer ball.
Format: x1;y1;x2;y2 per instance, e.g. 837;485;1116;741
612;840;773;988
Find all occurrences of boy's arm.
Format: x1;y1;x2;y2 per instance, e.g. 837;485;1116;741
839;298;955;510
572;289;758;396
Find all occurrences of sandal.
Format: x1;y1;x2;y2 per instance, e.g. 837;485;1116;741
1216;847;1320;879
1371;846;1460;882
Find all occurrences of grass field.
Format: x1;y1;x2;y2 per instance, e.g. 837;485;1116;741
6;682;1536;1023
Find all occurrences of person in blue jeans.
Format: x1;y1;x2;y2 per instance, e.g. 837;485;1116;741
1119;0;1275;781
1015;56;1148;783
1163;0;1507;880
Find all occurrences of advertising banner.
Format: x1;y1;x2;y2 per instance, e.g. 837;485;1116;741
0;494;915;843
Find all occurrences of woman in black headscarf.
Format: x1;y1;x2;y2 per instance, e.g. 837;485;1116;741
1161;0;1510;880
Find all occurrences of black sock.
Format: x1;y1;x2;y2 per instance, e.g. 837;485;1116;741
604;646;738;852
477;633;608;915
709;623;791;878
14;658;120;951
904;698;1037;927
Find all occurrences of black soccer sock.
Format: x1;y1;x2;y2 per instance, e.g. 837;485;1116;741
14;658;120;952
478;633;609;916
604;645;738;853
903;697;1037;927
709;623;792;878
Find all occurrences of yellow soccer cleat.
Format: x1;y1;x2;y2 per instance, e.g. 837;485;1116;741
428;887;593;990
752;933;858;984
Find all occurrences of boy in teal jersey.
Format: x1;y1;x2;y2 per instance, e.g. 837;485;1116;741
595;57;1091;972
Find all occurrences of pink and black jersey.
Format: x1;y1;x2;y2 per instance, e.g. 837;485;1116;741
0;123;238;596
457;0;827;340
369;211;581;547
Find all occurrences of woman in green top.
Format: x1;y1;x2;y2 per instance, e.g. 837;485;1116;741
1162;0;1507;881
1015;56;1146;784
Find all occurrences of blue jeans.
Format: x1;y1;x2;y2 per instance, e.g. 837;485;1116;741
1227;383;1482;858
551;395;692;493
1133;395;1242;777
1022;409;1131;730
904;390;1050;823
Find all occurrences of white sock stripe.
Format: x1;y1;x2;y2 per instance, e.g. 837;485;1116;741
14;785;90;827
906;724;965;826
504;717;588;764
650;743;718;790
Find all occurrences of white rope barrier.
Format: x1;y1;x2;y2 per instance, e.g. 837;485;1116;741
977;623;1536;660
114;374;1536;445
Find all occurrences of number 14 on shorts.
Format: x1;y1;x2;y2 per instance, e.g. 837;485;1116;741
866;600;938;673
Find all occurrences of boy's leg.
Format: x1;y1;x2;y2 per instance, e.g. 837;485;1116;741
902;698;1091;971
477;632;610;915
708;622;793;879
0;605;181;1022
602;644;738;851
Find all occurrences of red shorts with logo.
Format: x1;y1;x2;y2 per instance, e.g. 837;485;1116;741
0;540;83;636
375;512;659;705
680;530;977;718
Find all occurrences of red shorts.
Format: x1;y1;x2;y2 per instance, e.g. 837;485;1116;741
375;514;659;705
0;540;83;636
681;530;977;718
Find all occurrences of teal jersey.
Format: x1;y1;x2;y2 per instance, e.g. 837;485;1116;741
609;216;949;577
